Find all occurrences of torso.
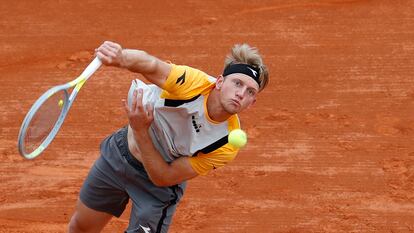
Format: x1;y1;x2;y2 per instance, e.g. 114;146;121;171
125;64;239;173
127;125;143;162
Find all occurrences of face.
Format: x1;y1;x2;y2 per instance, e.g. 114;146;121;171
216;73;259;115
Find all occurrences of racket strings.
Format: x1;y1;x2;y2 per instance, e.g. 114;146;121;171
23;90;66;154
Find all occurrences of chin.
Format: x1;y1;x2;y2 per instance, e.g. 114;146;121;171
224;105;240;115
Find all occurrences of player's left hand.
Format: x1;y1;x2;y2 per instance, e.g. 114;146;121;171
123;88;154;133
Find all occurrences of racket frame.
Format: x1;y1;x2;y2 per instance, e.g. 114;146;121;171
17;57;102;159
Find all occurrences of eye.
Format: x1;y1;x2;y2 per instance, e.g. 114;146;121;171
247;89;256;96
233;80;241;86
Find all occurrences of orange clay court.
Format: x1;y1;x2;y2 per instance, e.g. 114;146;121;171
1;1;414;232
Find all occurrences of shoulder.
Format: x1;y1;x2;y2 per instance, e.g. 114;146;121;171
161;63;216;99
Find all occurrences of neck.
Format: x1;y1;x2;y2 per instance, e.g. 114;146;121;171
207;88;232;122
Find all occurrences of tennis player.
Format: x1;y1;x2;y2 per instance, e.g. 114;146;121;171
68;41;269;233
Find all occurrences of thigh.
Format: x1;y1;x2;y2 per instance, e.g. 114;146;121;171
68;199;113;233
126;201;177;233
124;164;187;233
79;153;130;217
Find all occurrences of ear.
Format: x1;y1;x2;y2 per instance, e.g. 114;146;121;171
215;75;224;90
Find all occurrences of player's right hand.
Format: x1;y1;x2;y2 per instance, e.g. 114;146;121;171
95;41;124;67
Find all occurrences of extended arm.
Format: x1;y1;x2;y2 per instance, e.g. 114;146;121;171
96;41;171;88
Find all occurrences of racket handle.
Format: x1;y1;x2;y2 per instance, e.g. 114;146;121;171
80;57;102;79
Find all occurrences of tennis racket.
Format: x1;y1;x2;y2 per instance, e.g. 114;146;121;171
17;57;102;159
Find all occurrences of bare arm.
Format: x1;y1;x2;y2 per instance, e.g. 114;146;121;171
96;41;171;88
133;123;198;187
123;88;199;187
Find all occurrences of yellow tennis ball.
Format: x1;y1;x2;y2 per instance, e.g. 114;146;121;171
58;99;64;108
228;129;247;148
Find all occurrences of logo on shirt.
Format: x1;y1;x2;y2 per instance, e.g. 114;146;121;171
247;67;258;77
176;71;186;85
191;115;202;133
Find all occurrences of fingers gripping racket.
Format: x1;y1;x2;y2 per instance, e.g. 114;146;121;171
17;57;102;159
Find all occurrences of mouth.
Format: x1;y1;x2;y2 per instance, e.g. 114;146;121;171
230;99;241;107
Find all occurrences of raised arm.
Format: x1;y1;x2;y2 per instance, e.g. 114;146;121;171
96;41;171;88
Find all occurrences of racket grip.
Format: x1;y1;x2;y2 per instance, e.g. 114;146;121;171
80;57;102;79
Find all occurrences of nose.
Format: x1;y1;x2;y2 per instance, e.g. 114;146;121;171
235;87;247;99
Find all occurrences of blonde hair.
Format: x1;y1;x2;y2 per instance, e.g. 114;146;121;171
224;43;269;91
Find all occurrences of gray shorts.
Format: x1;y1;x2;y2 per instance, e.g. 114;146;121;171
79;127;186;233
